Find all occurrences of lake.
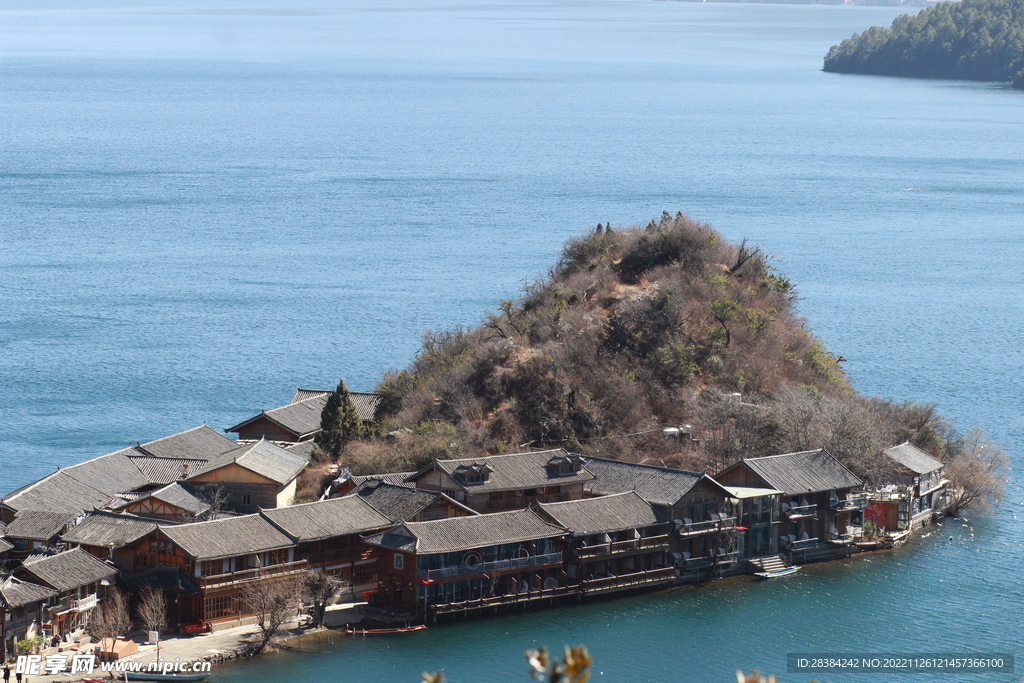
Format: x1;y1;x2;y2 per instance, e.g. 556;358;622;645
2;0;1023;681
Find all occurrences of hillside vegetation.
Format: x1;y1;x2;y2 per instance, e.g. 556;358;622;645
823;0;1024;87
331;213;995;490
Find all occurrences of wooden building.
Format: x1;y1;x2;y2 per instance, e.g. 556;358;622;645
2;511;78;556
362;509;569;620
109;483;210;521
866;442;948;534
347;479;478;523
408;449;595;513
137;514;301;629
1;576;58;662
533;492;674;595
582;457;745;574
226;388;381;444
14;548;117;640
260;496;392;601
60;510;170;574
183;439;307;513
716;449;865;563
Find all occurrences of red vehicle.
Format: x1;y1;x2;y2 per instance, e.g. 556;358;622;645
181;620;212;635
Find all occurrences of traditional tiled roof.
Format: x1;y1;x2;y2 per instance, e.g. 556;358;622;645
350;472;416;489
414;449;595;493
0;538;13;554
284;440;319;462
186;439;306;485
128;456;207;484
137;425;237;461
4;510;79;542
727;449;863;495
536;491;664;535
1;470;113;516
583;457;717;506
363;508;566;555
61;511;166;549
160;514;294;561
19;548;116;591
291;389;381;422
0;576;57;609
883;442;944;475
350;480;472;523
261;496;391;542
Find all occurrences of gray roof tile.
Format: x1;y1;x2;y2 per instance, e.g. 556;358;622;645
61;511;166;548
4;510;78;542
129;456;207;484
137;425;237;461
0;576;58;609
363;508;566;555
187;440;306;485
350;480;467;523
583;457;710;506
537;491;665;535
417;449;595;493
19;548;116;591
261;496;391;542
883;442;944;475
161;514;294;561
730;449;863;495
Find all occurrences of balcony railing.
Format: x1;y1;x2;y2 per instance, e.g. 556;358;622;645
72;594;98;612
428;585;575;616
480;494;573;511
197;560;309;589
580;567;676;593
677;517;738;537
830;494;869;512
295;547;372;567
785;537;820;550
576;534;670;558
417;552;563;582
868;490;911;502
785;503;817;518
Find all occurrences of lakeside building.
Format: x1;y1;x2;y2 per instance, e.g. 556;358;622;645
260;496;392;600
407;449;595;512
0;575;58;662
362;508;570;620
226;388;381;444
13;548;116;641
2;511;78;558
533;492;674;595
181;439;307;514
716;449;866;564
108;483;211;520
346;479;478;523
865;442;948;536
60;510;172;574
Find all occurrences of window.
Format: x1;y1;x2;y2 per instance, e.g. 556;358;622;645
353;563;376;585
393;553;404;570
204;594;236;620
242;494;252;505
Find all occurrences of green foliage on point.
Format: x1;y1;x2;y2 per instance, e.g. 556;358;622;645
315;378;365;462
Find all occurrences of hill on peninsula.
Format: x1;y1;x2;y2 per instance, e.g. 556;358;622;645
823;0;1024;87
334;212;976;485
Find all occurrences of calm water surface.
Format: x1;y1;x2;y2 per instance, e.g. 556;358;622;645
2;0;1023;681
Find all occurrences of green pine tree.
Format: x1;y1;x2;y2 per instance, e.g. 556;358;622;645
314;378;365;461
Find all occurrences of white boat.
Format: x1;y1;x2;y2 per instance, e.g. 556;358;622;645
754;566;800;579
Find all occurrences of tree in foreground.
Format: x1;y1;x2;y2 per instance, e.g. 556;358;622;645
90;587;132;646
303;571;346;628
137;587;168;658
240;578;301;655
314;378;365;462
943;428;1009;516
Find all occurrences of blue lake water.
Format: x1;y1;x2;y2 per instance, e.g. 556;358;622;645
2;0;1024;681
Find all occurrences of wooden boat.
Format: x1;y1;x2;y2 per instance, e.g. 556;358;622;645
754;566;800;579
122;672;211;681
345;624;427;635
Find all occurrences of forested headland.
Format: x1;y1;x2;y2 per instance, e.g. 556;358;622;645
301;214;1006;513
823;0;1024;88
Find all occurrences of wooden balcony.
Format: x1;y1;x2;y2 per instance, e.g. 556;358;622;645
677;517;738;537
576;534;670;558
296;547;371;568
785;503;817;519
196;560;308;589
72;594;98;612
579;567;676;594
418;552;562;582
427;585;575;617
830;494;868;512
